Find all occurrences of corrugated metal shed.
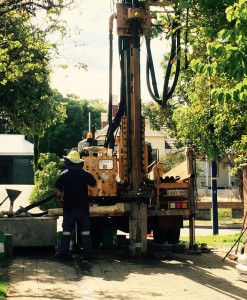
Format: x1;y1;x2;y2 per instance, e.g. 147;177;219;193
0;134;34;156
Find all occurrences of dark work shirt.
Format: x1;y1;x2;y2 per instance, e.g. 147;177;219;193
54;168;96;209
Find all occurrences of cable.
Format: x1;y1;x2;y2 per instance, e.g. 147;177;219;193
145;37;162;105
107;14;115;150
162;10;181;108
104;36;127;148
145;8;181;109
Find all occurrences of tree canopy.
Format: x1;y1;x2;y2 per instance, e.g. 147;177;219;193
39;96;106;157
0;1;73;167
144;0;247;173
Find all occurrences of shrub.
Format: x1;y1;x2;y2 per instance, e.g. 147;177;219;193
29;153;63;211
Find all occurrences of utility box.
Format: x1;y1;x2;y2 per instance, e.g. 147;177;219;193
0;217;57;247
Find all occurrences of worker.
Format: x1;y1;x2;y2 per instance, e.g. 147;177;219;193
54;150;96;261
78;134;88;156
86;132;94;146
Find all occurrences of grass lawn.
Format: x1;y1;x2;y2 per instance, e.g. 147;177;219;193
182;218;245;248
180;232;245;248
183;218;243;227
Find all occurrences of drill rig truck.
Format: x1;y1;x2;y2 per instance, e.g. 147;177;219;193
50;0;197;257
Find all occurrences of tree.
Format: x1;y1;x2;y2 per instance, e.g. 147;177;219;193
39;96;106;157
0;0;73;17
0;10;67;168
160;151;185;174
142;0;235;130
0;8;68;168
154;1;239;160
29;152;63;210
142;102;167;131
184;0;247;167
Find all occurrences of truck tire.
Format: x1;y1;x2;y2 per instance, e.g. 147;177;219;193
166;228;180;244
153;227;180;244
153;228;167;244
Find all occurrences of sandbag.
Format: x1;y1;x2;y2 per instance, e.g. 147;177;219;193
236;264;247;275
237;254;247;266
236;273;247;282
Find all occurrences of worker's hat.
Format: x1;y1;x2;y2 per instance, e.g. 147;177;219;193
64;150;84;163
87;132;93;139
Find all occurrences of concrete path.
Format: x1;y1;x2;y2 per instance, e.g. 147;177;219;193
5;245;247;300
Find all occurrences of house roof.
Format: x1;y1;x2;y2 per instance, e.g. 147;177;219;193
95;120;165;139
0;134;34;156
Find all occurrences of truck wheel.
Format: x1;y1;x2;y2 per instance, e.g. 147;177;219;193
153;228;167;244
166;228;180;244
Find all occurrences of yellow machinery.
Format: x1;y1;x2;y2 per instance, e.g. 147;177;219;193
50;1;197;256
82;0;196;256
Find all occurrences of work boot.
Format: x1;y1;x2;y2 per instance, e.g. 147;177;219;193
55;251;71;261
81;252;94;262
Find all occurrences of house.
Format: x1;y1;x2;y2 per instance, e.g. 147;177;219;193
144;119;166;159
0;134;34;184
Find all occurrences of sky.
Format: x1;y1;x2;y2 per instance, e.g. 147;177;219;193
49;0;167;102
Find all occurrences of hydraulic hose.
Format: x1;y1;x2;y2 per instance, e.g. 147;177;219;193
162;21;181;107
145;9;181;109
107;13;116;150
145;37;162;105
104;36;126;148
15;193;55;215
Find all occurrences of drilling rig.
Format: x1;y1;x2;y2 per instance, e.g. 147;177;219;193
50;0;197;257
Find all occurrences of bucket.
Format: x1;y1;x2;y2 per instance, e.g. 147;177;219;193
0;231;6;259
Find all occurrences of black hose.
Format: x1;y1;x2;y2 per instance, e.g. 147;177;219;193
15;193;55;214
108;26;115;149
104;37;127;148
162;22;177;103
145;9;181;109
29;211;48;217
145;37;162;105
163;22;181;106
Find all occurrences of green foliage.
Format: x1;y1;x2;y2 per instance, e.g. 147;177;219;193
0;259;10;300
29;153;63;211
171;73;240;160
187;0;247;171
162;0;247;173
142;102;167;131
181;232;244;247
231;135;247;175
160;152;185;173
0;7;68;169
39;96;106;157
0;11;67;136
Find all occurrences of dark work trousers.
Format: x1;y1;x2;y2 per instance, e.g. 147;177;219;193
60;207;92;255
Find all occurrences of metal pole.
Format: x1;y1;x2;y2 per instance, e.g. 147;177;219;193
187;148;196;250
212;160;219;235
209;102;218;235
88;112;91;133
